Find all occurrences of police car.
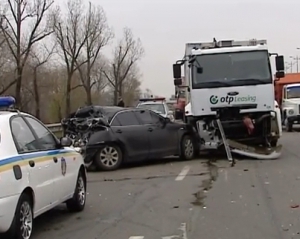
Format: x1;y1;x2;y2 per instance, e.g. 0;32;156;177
136;97;174;121
0;97;87;239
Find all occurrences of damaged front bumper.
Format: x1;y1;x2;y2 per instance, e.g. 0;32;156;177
228;140;282;160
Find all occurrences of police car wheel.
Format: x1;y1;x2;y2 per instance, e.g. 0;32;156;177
66;172;86;212
180;135;195;160
94;145;122;171
8;193;34;239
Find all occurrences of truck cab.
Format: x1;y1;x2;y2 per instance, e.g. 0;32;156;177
172;38;285;151
281;83;300;131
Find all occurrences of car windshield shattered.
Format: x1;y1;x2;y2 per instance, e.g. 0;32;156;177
137;103;166;114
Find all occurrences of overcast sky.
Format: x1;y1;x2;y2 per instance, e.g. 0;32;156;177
87;0;300;97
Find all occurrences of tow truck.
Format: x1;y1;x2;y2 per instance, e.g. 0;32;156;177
136;97;175;121
172;39;285;165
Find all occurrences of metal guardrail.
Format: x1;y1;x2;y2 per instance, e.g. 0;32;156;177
46;123;62;133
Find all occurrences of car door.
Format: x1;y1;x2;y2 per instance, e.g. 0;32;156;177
148;111;181;157
110;110;150;160
10;116;55;214
24;116;76;202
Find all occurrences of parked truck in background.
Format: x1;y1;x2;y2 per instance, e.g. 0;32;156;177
172;39;285;160
274;73;300;132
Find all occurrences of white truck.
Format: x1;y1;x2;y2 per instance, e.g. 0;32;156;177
173;39;285;162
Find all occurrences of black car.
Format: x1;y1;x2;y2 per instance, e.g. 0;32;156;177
62;106;199;171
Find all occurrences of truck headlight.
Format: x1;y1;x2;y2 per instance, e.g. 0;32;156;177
288;109;294;115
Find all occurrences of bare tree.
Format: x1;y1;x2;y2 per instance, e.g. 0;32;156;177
29;42;56;118
0;0;54;108
103;27;144;105
122;66;142;106
51;0;89;116
75;2;113;105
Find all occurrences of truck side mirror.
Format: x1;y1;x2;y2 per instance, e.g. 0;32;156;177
275;55;284;71
174;79;182;86
275;71;285;78
173;64;181;79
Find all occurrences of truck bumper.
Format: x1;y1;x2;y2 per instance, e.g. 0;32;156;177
287;115;300;123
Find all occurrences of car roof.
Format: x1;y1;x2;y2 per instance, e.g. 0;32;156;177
138;101;165;105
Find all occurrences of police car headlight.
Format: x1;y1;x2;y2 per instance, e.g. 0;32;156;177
288;109;294;115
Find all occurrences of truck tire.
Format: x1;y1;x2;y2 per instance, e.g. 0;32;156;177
270;139;278;147
284;118;293;132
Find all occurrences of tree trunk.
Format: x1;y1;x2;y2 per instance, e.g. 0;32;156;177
33;69;40;119
15;67;22;109
85;74;92;105
65;75;72;117
86;87;92;105
113;88;118;105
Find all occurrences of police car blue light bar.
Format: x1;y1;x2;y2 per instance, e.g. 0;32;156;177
139;97;165;102
0;96;16;108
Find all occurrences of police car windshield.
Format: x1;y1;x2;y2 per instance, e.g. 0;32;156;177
137;104;166;114
192;50;272;88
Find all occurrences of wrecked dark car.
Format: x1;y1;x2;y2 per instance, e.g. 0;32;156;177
61;105;199;171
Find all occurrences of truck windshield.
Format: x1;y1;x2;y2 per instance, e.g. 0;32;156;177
192;50;272;89
287;86;300;99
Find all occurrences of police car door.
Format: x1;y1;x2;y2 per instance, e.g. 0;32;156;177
24;116;75;202
11;116;55;214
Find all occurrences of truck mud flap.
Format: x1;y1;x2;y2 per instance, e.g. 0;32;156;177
227;139;282;160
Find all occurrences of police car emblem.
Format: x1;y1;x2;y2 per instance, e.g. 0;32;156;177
61;157;66;176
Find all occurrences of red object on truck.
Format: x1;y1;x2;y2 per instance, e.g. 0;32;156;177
274;73;300;106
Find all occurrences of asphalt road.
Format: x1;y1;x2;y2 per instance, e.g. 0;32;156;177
33;131;300;239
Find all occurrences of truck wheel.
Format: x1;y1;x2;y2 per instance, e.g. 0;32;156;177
284;118;293;132
270;139;278;147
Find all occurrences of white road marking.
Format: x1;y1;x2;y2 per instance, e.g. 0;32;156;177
128;237;144;239
175;166;190;181
179;223;188;239
162;236;179;239
224;169;228;182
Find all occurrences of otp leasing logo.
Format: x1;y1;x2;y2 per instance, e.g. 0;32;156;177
209;95;256;104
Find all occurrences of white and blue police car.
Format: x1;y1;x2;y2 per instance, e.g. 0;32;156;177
0;96;87;239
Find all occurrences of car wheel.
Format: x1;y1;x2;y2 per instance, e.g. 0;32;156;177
180;135;195;160
6;193;34;239
94;145;122;171
66;172;86;212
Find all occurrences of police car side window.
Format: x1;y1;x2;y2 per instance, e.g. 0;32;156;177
135;110;152;124
117;111;140;126
11;117;39;153
25;117;57;150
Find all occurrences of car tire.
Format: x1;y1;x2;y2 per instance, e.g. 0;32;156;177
179;135;195;160
66;172;86;212
4;193;34;239
94;145;123;171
